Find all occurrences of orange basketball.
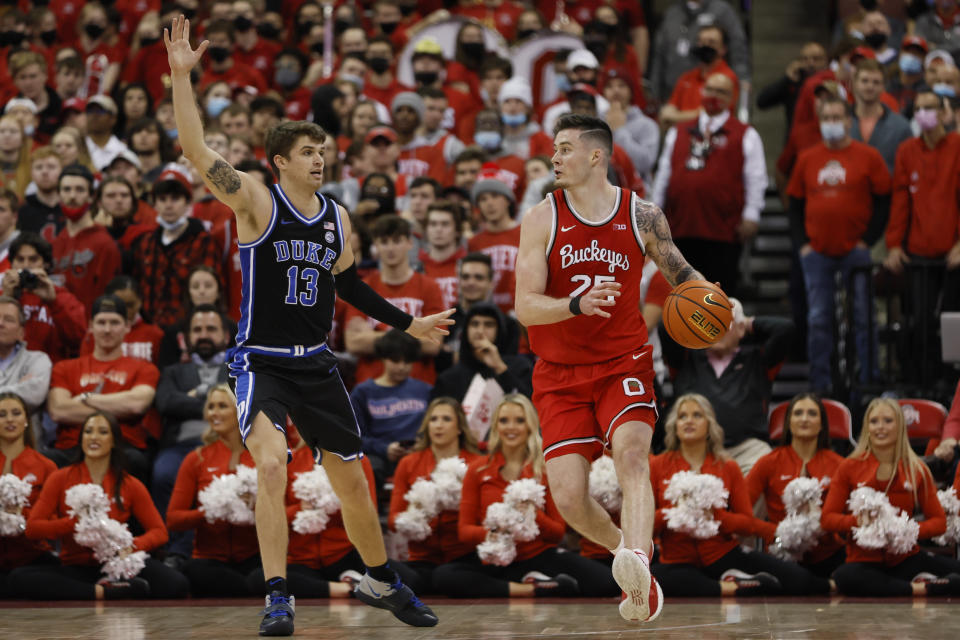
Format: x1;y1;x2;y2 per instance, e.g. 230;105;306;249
662;280;733;349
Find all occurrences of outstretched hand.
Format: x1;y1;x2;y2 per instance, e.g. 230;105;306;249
164;14;208;75
406;308;456;345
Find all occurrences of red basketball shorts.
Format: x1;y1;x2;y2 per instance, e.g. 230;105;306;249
533;347;658;462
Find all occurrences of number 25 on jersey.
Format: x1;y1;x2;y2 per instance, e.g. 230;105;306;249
570;274;617;299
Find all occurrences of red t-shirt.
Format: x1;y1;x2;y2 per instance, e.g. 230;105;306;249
822;454;945;565
50;354;160;450
16;288;87;363
364;77;414;112
467;226;521;315
345;271;444;384
786;141;891;256
458;452;566;563
52;225;122;314
452;2;525;40
199;61;267;94
285;446;376;568
165;440;259;563
235;37;282;86
0;447;57;571
79;315;164;365
121;41;171;103
419;247;466;311
26;464;167;566
389;448;483;564
283;87;313;122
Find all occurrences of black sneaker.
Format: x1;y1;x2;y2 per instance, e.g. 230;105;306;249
522;571;580;597
720;569;782;596
259;591;295;637
918;573;960;596
354;573;438;627
98;577;151;599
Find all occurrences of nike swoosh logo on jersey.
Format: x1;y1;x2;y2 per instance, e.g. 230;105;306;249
633;353;643;359
561;225;576;232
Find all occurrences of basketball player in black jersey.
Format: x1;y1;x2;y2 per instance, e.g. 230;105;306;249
166;16;450;636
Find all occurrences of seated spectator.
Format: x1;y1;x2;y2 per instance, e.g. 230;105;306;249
158;265;235;369
92;176;157;267
351;329;432;493
79;276;163;365
823;398;960;597
659;23;740;127
746;393;846;577
433;394;617;598
0;115;30;200
9;51;60;144
662;300;794;475
17;146;62;241
542;50;610;134
166;385;260;597
0;188;20;272
84;96;130;171
51;126;96;176
130;165;222;329
401;176;440;248
468;171;521;314
0;392;57;595
0;233;87;363
0;296;52;412
417;87;467;170
51;164;122;313
344;215;444;385
14;412;188;600
471;110;526;200
889;36;929;118
433;303;532;405
499;77;553;162
127;118;178;186
915;1;960;58
364;35;412;112
244;429;372;598
420;200;466;312
198;20;267;94
650;394;830;597
410;37;474;130
46;295;160;481
388;398;483;594
53;56;85;105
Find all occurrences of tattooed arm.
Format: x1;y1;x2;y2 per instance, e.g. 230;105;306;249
634;198;705;286
166;15;270;234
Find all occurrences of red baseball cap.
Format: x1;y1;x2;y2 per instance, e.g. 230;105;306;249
364;125;398;145
901;35;929;54
63;97;86;113
154;164;193;197
849;46;877;63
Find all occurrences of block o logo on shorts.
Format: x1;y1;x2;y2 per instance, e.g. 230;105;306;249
622;377;646;397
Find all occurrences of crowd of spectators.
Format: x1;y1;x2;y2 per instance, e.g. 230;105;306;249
0;0;958;604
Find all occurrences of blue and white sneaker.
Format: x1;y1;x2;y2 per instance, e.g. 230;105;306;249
354;573;438;627
259;591;295;636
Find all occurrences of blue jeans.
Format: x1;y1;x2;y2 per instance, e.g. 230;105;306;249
152;438;201;557
801;248;875;393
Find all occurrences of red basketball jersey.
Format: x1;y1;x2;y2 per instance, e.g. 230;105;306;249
528;188;650;365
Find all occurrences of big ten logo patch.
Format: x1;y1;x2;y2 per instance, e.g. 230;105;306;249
690;309;723;340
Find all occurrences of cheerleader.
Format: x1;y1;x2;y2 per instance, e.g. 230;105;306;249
746;393;845;576
0;392;57;595
166;384;260;596
823;398;960;596
12;412;188;599
244;429;374;598
388;398;483;593
651;394;829;597
432;394;618;598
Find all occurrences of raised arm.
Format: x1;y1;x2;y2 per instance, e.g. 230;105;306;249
514;201;621;327
164;15;270;235
633;198;704;287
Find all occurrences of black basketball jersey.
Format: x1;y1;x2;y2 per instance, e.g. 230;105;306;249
235;184;342;350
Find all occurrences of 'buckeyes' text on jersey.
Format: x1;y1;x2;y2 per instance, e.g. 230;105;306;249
527;187;650;365
235;185;342;349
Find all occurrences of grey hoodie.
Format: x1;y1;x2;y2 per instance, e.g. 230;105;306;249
0;341;52;411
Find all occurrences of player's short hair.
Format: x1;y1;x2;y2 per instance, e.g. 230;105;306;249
553;113;613;158
370;214;411;241
459;251;493;278
374;328;422;363
264;121;327;177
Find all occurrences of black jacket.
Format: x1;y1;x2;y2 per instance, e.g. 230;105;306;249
155;359;230;446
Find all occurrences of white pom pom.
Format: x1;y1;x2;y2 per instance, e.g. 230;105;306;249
404;478;443;520
477;532;517;566
103;550;148;581
885;511;920;555
432;458;468;512
511;506;541;542
292;465;341;514
0;511;25;537
291;508;331;535
589;456;622;513
483;501;525;533
198;467;257;525
662;471;726;538
782;477;826;514
934;488;960;546
848;486;920;553
65;484;111;520
394;507;434;541
774;513;822;559
503;478;545;509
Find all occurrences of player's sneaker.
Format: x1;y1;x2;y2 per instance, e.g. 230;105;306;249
522;571;580;596
258;591;295;637
720;568;782;595
354;573;439;627
613;548;660;621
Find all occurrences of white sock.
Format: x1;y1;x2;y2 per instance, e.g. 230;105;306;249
610;529;625;555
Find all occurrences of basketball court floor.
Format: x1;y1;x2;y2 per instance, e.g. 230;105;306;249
1;597;957;639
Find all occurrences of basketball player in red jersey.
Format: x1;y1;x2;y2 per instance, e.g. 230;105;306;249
515;114;709;622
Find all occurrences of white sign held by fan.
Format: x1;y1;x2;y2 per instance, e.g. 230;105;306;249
462;374;504;442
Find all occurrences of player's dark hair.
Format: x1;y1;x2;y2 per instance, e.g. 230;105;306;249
459;251;493;278
265;121;327;177
781;393;832;451
370;214;411;241
10;232;52;270
553;113;613;158
374;328;422;362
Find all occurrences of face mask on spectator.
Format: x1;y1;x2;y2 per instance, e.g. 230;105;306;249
140;35;160;47
555;72;571;93
334;19;351;35
0;30;25;47
275;68;301;89
209;46;231;63
256;22;280;40
517;28;536;41
367;56;391;75
933;83;957;98
501;112;526;127
297;21;315;39
474;131;501;151
166;128;178;139
206;97;231;118
691;45;718;65
155;213;188;231
380;21;399;35
863;32;887;49
915;108;940;131
40;29;57;46
311;42;326;56
233;16;253;32
584;39;608;62
701;95;724;115
340;72;364;90
61;202;90;221
414;71;439;87
462;42;485;59
819;121;845;141
899;53;923;74
84;23;106;40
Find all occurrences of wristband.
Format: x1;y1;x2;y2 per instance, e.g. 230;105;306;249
569;296;583;316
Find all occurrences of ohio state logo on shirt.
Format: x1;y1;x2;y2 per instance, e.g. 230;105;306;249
80;371;129;387
398;157;431;177
817;160;847;186
559;240;631;274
